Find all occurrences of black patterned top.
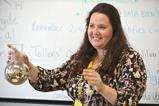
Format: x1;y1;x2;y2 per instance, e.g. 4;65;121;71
29;47;147;106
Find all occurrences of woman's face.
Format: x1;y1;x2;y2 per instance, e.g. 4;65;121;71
87;12;113;50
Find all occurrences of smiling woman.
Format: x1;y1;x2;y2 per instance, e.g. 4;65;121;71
5;3;147;106
0;0;159;105
87;13;113;49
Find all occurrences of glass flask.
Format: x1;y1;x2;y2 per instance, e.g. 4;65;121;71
4;44;29;85
4;60;29;85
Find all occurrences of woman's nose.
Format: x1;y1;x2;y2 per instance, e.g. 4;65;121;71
93;27;100;35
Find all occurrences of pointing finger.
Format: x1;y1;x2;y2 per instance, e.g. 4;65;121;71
7;44;18;52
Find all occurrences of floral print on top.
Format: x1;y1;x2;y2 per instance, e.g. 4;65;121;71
29;47;147;106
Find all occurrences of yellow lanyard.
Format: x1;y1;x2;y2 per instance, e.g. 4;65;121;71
74;61;93;106
87;61;93;69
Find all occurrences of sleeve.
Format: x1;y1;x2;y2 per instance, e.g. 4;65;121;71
28;54;77;92
115;50;147;105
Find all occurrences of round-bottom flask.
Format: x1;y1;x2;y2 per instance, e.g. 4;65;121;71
4;61;29;85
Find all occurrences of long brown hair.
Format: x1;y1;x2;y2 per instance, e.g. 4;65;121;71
73;3;129;76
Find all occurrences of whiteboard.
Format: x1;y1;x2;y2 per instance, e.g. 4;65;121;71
0;0;159;104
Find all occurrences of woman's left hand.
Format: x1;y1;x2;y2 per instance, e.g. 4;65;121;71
82;69;104;92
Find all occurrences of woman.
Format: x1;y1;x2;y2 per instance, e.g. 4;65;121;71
7;3;147;106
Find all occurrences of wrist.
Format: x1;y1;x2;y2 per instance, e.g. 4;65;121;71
27;61;32;70
98;82;106;93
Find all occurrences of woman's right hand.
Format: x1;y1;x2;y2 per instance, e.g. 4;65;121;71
7;44;40;82
7;44;29;66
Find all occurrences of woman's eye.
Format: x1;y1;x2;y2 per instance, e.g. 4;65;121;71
99;26;106;29
89;24;94;28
